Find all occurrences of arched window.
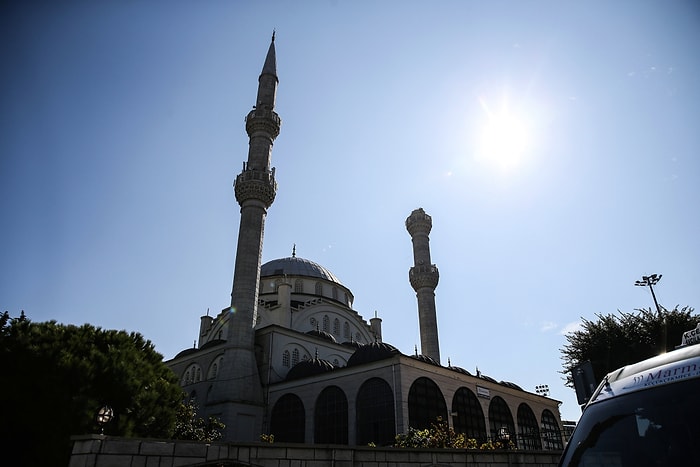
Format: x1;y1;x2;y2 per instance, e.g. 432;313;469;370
270;394;305;443
451;387;487;442
315;282;323;295
294;279;303;293
541;409;563;450
343;322;350;339
517;403;542;450
332;287;338;300
292;348;299;366
408;377;447;430
315;386;348;444
323;315;329;332
207;355;223;379
488;396;515;443
356;378;396;446
333;318;340;335
282;350;290;367
310;317;317;329
182;364;202;385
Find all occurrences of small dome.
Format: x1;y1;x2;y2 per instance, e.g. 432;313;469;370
306;329;337;343
200;339;226;351
347;341;401;367
500;381;524;391
173;348;198;359
409;354;441;366
286;358;335;381
341;340;364;349
261;256;343;285
479;374;498;383
449;366;473;376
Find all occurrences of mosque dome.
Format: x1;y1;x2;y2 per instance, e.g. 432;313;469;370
341;340;364;349
261;256;343;285
409;354;441;366
306;329;337;343
286;357;336;381
347;341;401;367
449;366;473;376
500;381;524;391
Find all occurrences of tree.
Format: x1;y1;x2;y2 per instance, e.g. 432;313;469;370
173;399;225;443
560;306;699;388
0;311;184;466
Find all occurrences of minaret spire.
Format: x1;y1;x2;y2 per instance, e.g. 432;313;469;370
208;35;282;442
406;208;441;363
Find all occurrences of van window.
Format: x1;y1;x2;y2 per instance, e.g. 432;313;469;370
559;377;700;466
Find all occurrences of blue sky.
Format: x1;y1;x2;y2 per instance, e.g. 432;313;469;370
2;1;699;423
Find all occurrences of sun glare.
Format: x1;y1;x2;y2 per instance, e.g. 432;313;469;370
476;95;532;170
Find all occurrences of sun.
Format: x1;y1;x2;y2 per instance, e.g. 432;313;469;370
476;95;532;170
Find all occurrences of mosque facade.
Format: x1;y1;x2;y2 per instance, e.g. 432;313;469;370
166;35;565;449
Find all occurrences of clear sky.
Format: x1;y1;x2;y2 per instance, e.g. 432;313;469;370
2;1;699;423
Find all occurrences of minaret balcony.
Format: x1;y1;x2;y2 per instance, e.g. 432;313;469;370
409;265;440;290
406;209;433;236
245;109;281;138
234;169;277;207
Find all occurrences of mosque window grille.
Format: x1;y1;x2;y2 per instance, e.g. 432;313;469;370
517;403;542;450
344;322;350;339
488;396;515;443
541;409;564;450
332;287;338;300
333;318;340;335
323;315;330;332
310;317;317;329
294;279;303;293
315;282;323;295
408;377;448;430
282;350;291;367
314;386;348;445
270;393;305;443
356;377;396;446
355;332;361;343
292;348;300;366
451;387;487;443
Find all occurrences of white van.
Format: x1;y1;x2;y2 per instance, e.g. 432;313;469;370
558;324;700;466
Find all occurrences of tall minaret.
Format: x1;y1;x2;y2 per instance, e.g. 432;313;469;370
406;208;441;363
208;33;281;441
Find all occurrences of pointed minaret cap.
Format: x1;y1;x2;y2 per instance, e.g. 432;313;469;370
261;30;278;81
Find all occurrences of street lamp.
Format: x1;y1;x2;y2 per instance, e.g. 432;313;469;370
634;274;662;314
95;405;113;435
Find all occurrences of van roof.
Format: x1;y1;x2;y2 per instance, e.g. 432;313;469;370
588;342;700;405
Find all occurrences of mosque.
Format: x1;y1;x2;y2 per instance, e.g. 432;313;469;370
166;35;564;449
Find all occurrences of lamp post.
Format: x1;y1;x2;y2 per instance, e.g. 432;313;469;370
634;274;662;314
95;405;113;435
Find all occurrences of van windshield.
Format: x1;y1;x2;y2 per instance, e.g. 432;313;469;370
559;377;700;467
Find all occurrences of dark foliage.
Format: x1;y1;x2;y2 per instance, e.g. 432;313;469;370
173;399;225;443
560;306;699;388
0;311;184;466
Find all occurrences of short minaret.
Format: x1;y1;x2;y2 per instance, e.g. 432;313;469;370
406;208;441;363
208;33;281;441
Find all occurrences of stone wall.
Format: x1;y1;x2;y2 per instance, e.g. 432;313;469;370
70;435;562;467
